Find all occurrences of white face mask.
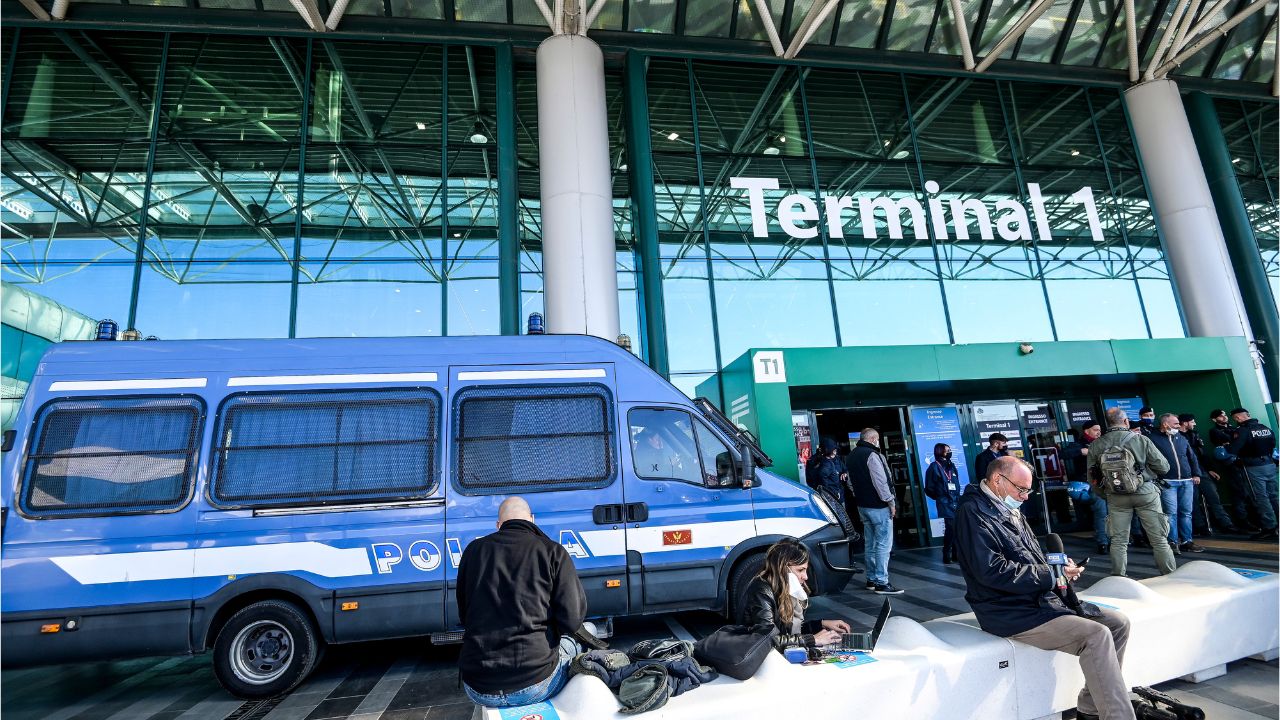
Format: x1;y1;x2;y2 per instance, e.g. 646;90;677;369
787;570;808;602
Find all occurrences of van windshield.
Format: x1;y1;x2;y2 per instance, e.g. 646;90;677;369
693;397;772;468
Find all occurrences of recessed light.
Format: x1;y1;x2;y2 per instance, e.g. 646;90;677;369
1070;149;1080;156
666;131;679;141
415;122;427;130
1232;157;1242;164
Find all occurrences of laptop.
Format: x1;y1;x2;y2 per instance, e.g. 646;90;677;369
839;599;892;652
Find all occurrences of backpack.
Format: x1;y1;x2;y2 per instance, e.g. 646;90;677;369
1097;433;1144;494
804;455;825;489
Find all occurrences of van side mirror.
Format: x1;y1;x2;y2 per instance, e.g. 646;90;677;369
1;430;14;453
738;441;756;489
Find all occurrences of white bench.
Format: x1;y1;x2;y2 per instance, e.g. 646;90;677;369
478;561;1277;720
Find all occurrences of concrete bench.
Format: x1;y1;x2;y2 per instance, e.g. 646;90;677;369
477;562;1277;720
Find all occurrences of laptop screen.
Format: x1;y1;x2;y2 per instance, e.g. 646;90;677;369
870;599;892;646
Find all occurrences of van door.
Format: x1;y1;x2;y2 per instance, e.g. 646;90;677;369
445;364;630;628
194;375;448;647
1;393;203;666
622;404;746;611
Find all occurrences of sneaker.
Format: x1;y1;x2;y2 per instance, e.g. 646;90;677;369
1097;543;1109;555
1171;543;1182;556
873;583;905;595
1181;542;1206;553
1255;529;1279;542
865;581;877;591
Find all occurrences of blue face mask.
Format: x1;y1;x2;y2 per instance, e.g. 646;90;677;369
1001;494;1024;511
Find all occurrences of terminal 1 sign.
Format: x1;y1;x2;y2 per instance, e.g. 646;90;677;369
730;177;1104;243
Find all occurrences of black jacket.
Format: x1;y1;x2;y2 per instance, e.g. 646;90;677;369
974;448;1007;482
1150;430;1202;480
1209;423;1235;448
811;455;844;499
742;577;819;649
457;519;588;694
1229;419;1277;465
924;460;961;520
846;440;893;509
954;484;1073;638
1182;430;1207;466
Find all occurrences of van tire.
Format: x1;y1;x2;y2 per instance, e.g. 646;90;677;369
213;600;321;699
727;553;765;624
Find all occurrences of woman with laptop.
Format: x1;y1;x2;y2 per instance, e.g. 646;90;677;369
742;539;851;649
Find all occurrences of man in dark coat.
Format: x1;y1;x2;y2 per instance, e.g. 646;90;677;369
806;437;845;502
955;456;1134;720
974;432;1009;482
457;497;588;708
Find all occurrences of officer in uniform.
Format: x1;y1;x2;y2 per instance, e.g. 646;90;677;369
1227;408;1278;541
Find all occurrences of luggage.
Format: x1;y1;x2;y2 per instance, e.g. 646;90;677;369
692;625;777;681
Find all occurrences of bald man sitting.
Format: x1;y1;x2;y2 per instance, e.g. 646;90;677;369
457;497;589;708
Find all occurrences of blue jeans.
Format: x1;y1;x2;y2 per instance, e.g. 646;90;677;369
858;506;893;585
1160;480;1195;545
464;636;580;708
1091;494;1109;545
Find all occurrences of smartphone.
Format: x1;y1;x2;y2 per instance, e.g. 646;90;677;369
1078;557;1091;569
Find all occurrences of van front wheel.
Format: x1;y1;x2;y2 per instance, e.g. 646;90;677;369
213;600;320;699
727;552;765;625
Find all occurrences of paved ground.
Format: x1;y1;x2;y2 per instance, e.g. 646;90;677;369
2;533;1276;720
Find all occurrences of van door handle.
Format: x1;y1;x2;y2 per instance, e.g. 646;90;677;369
593;504;625;525
625;503;648;523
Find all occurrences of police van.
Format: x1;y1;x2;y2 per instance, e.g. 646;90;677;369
0;335;856;697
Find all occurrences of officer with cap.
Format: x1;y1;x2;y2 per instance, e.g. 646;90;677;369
1226;408;1278;541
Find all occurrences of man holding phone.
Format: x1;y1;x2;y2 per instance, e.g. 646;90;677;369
955;456;1134;720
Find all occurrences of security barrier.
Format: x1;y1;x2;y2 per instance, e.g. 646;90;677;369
478;562;1277;720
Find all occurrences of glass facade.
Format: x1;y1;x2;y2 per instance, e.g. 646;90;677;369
645;59;1185;392
6;27;1277;411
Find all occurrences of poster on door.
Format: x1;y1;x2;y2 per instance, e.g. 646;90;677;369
792;413;813;480
973;403;1025;457
1103;397;1145;422
909;406;971;538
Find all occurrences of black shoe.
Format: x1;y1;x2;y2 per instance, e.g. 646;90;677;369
873;583;904;595
1181;542;1206;553
1172;543;1182;555
1097;543;1109;554
1253;529;1279;542
1076;710;1100;720
1217;525;1241;534
866;581;878;591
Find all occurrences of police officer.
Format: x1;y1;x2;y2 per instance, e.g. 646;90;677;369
1209;408;1257;531
1227;408;1278;542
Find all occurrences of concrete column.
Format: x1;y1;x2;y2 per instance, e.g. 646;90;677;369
1124;79;1270;401
536;35;619;340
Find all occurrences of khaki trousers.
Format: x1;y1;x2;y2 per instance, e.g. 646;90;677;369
1009;607;1134;720
1104;483;1177;577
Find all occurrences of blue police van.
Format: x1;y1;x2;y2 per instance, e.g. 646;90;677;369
0;334;856;697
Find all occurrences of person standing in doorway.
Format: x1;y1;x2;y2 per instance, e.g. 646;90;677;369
1210;408;1258;532
924;443;961;564
1180;413;1237;536
1065;420;1108;554
1087;408;1176;577
1135;407;1157;439
1227;408;1279;542
975;433;1010;483
846;428;904;595
1150;413;1204;554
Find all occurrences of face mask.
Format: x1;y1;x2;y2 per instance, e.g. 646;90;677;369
1001;494;1023;511
943;452;953;460
787;571;808;601
1140;418;1154;426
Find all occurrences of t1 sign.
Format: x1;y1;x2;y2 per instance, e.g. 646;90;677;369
753;351;787;383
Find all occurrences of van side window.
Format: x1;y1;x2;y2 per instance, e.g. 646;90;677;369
21;396;203;517
628;408;702;485
212;388;439;508
694;421;737;487
454;384;614;494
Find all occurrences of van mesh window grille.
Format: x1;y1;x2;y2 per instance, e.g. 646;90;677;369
454;384;614;493
22;397;203;515
213;388;439;507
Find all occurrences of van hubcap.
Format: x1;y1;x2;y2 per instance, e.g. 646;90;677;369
230;620;294;685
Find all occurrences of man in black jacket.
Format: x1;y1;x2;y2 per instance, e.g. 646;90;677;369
1228;408;1279;541
955;456;1134;720
458;497;588;708
1209;408;1257;531
974;432;1009;483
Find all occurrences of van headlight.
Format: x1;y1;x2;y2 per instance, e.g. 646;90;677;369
812;493;840;526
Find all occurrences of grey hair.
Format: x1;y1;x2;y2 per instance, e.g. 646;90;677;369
1105;407;1130;428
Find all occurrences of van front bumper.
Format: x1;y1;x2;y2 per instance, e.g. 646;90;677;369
801;523;858;595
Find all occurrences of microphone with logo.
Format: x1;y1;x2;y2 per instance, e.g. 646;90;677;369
1046;533;1070;591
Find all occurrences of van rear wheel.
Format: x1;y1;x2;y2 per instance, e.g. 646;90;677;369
728;553;765;625
213;600;320;699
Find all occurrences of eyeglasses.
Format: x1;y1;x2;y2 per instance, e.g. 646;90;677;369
997;474;1033;497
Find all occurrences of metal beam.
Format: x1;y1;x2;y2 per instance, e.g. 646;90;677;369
288;0;327;32
18;0;51;21
325;0;351;30
1148;0;1195;78
974;0;1055;72
946;0;976;69
751;0;786;56
1155;0;1271;76
785;0;839;58
1124;0;1140;81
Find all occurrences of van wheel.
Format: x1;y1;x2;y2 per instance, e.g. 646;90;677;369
728;553;765;625
213;600;320;699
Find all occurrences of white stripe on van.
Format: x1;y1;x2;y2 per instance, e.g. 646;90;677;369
578;517;828;556
49;541;372;585
49;378;208;391
227;372;438;387
456;368;607;381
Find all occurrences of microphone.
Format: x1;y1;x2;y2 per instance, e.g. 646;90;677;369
1046;533;1069;591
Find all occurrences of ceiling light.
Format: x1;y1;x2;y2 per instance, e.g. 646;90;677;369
666;131;680;141
892;150;910;160
1232;157;1242;164
763;142;781;156
469;121;488;144
415;121;427;130
1070;149;1080;156
452;232;462;238
619;163;628;171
